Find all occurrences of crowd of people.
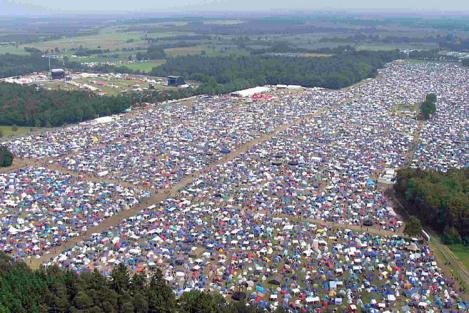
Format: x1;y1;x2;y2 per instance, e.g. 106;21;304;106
0;167;145;258
49;206;464;311
1;60;468;311
410;63;468;171
5;91;339;189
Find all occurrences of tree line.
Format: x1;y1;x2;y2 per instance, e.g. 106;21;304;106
135;46;167;61
394;168;468;245
0;83;131;127
419;93;437;120
438;35;469;52
0;253;284;313
0;81;201;127
0;50;402;127
404;50;460;62
0;146;13;167
152;50;402;93
0;53;62;78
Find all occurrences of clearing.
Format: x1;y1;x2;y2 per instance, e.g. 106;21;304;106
0;125;38;138
448;244;469;270
123;60;166;73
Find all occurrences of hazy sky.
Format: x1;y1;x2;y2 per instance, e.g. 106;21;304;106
4;0;469;13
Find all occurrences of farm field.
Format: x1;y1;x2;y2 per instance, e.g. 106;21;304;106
2;15;464;70
20;28;193;52
164;45;206;57
356;42;440;51
122;60;167;72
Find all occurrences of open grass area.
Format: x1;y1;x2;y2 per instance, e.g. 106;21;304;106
448;244;469;270
303;52;332;58
0;45;28;55
0;125;38;138
429;236;469;301
153;21;189;27
204;20;244;25
164;46;205;57
122;60;166;72
13;26;193;53
356;42;439;51
27;30;144;51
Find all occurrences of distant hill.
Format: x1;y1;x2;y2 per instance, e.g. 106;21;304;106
0;0;46;16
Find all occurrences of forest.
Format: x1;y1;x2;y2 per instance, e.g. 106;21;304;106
0;146;13;167
0;253;280;313
0;50;402;127
0;83;131;127
0;53;62;78
135;46;167;61
0;82;201;127
438;35;469;51
419;93;437;120
152;50;402;93
394;168;469;245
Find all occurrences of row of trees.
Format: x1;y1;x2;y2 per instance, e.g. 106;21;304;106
0;146;13;167
0;253;283;313
0;81;201;127
0;50;401;127
394;168;468;244
438;36;469;52
405;49;460;62
419;93;437;120
152;50;402;93
0;53;62;78
135;46;166;61
0;83;131;127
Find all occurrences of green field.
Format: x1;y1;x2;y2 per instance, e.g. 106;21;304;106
203;19;244;25
356;42;439;51
68;49;145;62
0;45;28;55
122;60;166;72
2;26;194;55
448;244;469;270
0;125;38;138
164;46;206;57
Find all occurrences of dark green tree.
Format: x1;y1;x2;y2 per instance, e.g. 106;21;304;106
73;291;93;310
147;269;176;313
395;168;468;241
178;290;227;313
419;93;437;120
404;216;423;237
0;146;14;167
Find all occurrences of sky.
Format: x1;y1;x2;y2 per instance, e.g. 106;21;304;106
2;0;469;14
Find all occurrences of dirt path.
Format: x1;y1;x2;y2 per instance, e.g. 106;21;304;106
275;213;400;237
30;107;329;268
45;162;152;192
382;116;469;298
404;120;423;166
389;183;469;299
0;158;35;173
429;234;469;300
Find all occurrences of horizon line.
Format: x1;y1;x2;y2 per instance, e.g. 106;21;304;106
1;8;469;17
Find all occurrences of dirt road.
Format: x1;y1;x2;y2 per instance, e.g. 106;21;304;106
30;107;329;268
